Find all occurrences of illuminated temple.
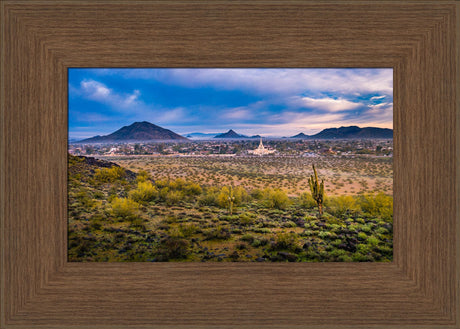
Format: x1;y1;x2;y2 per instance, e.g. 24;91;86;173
248;138;276;156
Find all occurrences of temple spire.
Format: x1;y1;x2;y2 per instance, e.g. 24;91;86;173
248;136;275;155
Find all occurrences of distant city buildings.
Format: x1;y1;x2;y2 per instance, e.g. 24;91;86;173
68;138;392;158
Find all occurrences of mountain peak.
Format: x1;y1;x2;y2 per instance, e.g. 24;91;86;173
291;132;309;139
78;121;188;143
290;126;392;139
214;129;245;139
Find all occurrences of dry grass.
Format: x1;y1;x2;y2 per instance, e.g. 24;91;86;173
99;155;393;197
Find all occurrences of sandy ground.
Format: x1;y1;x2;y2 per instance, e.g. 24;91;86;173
97;155;393;197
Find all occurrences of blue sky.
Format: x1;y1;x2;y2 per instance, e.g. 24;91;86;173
68;68;393;139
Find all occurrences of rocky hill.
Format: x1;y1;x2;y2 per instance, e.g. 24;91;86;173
78;121;188;143
291;126;393;139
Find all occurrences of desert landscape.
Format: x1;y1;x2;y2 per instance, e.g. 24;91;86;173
109;152;392;197
68;67;393;262
68;133;393;263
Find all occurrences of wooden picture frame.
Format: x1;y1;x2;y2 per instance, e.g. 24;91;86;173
1;1;458;328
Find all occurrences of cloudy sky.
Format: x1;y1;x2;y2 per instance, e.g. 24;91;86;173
68;68;393;139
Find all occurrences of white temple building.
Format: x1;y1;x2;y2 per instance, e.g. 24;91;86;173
248;138;276;156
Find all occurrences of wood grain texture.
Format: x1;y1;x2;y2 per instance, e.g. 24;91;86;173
0;1;458;328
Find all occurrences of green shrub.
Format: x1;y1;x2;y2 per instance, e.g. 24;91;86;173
359;192;393;222
366;235;380;246
298;192;316;209
155;235;190;261
158;187;170;201
198;187;220;206
165;190;184;205
318;231;332;239
337;254;353;262
264;188;290;210
72;190;96;208
270;233;300;252
328;223;343;232
233;186;249;205
89;220;102;230
253;227;271;234
240;233;255;243
110;197;139;220
352;252;368;262
250;188;264;200
329;249;347;258
130;218;147;230
301;229;313;236
178;223;198;237
331;239;343;246
93;191;104;199
359;223;372;233
235;242;248;250
155;179;169;189
357;243;372;254
251;237;269;247
283;220;297;228
136;170;151;183
217;186;233;209
128;181;158;203
167;226;184;238
239;212;256;226
167;178;183;190
184;182;202;196
94;166;126;183
327;195;361;218
375;227;389;235
204;226;231;240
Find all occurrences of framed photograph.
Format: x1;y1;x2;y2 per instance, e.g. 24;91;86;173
67;67;394;264
1;1;458;328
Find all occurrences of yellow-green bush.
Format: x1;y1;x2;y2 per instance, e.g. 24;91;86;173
155;179;169;189
110;197;139;219
233;186;249;205
250;188;264;200
136;170;151;183
94;166;126;183
168;178;186;190
298;192;316;209
271;233;301;252
327;195;361;218
217;186;233;209
155;178;202;197
184;182;202;196
165;190;184;205
158;187;170;201
359;192;393;222
128;181;158;203
264;188;290;210
198;187;220;206
239;212;256;226
178;223;198;237
203;225;231;240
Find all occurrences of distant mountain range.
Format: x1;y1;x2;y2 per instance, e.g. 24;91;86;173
77;121;188;143
74;122;393;144
186;132;219;139
290;126;393;139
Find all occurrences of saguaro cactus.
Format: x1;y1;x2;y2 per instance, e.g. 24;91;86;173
308;164;324;218
227;186;235;215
